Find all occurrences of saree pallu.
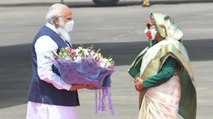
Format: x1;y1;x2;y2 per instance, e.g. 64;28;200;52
138;74;181;119
131;39;196;119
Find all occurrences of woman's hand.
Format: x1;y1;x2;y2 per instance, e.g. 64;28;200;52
134;77;145;92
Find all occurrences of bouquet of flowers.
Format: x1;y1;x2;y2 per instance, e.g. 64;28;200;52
50;45;116;115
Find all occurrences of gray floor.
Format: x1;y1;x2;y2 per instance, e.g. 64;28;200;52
0;0;213;119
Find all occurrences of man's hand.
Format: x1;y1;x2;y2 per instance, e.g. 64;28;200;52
70;84;96;91
134;77;145;92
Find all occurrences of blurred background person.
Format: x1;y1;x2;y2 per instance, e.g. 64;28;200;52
142;0;150;7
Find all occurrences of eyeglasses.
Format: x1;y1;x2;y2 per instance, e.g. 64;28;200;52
65;17;72;21
146;23;155;29
58;16;72;21
147;23;151;29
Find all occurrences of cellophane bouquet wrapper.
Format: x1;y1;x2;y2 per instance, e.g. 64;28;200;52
50;46;116;115
52;57;115;88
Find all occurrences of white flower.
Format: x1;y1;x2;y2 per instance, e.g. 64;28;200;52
52;46;115;68
74;56;82;62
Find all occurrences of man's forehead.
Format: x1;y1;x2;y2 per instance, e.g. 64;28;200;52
62;8;72;16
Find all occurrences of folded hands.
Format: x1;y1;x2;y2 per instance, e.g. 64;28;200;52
134;77;146;92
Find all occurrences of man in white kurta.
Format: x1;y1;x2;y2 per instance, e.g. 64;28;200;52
27;3;90;119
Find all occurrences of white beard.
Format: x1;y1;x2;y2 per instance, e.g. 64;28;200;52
57;18;71;42
57;27;71;42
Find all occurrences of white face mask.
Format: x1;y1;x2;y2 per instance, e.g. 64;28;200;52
144;28;158;47
144;28;157;40
65;20;74;32
57;18;72;42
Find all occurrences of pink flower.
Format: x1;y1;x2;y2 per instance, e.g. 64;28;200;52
90;50;96;56
66;47;73;51
95;56;101;61
66;48;77;57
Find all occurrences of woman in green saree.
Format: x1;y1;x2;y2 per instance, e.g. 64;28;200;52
128;12;197;119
